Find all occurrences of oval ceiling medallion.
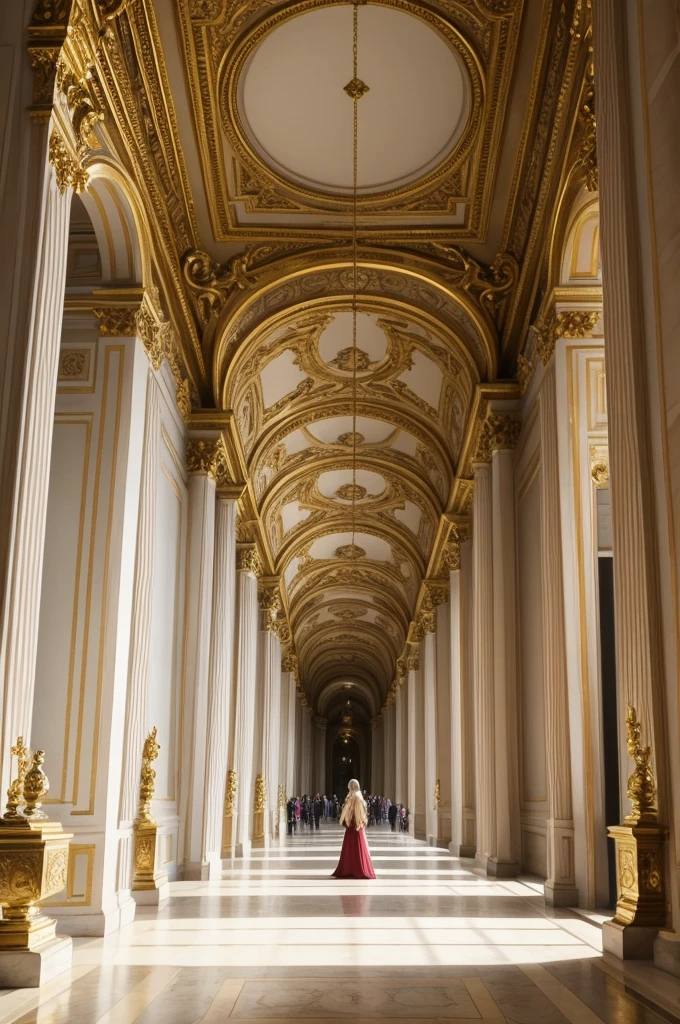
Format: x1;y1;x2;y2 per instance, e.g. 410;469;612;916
229;3;474;197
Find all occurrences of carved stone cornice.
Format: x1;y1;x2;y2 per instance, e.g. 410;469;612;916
48;130;87;194
534;309;601;365
473;411;522;463
236;544;262;578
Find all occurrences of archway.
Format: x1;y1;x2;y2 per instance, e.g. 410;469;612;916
332;734;361;799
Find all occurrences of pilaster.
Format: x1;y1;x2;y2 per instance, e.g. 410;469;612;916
230;547;261;857
472;459;495;870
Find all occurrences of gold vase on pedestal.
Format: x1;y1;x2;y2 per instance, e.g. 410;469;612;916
604;705;667;960
131;728;168;904
0;740;73;986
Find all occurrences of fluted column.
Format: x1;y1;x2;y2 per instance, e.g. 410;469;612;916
119;374;161;900
281;653;298;803
203;495;237;871
450;536;476;857
231;547;260;857
0;134;73;792
472;461;495;870
539;366;578;904
395;686;406;805
179;448;216;876
491;445;520;875
259;629;282;841
422;629;438;844
313;717;327;795
406;647;419;825
384;708;396;802
371;716;383;795
300;710;312;795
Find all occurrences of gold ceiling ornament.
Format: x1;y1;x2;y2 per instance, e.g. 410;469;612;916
338;431;365;448
94;306;138;338
335;483;368;502
48;129;88;194
335;543;365;561
0;743;72;953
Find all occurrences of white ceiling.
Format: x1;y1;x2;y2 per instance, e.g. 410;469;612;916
239;4;470;193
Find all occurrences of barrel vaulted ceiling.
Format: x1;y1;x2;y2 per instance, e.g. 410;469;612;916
56;0;596;722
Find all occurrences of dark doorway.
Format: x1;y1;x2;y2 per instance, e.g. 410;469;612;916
598;555;620;908
332;735;361;799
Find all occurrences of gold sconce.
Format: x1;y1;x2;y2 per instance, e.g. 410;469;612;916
131;728;168;904
604;705;667;959
0;739;72;985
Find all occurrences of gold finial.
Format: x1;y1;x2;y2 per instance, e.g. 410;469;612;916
4;736;31;819
625;704;657;822
136;727;160;825
254;774;266;814
23;750;49;818
433;779;442;811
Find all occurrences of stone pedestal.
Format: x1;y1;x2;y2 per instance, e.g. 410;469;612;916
0;937;73;988
604;821;666;959
131;821;169;905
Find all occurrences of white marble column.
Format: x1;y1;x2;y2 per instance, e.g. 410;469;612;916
371;716;384;796
422;629;439;844
293;698;303;795
491;445;520;876
472;461;496;870
203;496;237;872
259;624;282;841
540;366;578;905
179;454;216;876
231;548;260;857
281;655;298;802
406;649;419;827
0;133;73;792
300;709;312;796
435;600;452;846
450;541;476;858
119;372;161;897
383;707;396;802
395;686;406;805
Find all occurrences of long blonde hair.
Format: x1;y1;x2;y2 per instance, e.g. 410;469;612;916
339;779;367;831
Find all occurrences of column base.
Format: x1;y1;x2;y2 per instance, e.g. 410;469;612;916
52;904;133;937
654;930;680;978
426;835;438;847
132;880;170;906
450;842;476;859
234;839;252;858
486;857;519;879
603;919;659;960
544;881;579;907
0;937;72;987
183;856;220;881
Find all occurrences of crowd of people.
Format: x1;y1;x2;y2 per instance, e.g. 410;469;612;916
286;792;410;835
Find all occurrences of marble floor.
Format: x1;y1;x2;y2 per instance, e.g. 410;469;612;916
2;823;679;1022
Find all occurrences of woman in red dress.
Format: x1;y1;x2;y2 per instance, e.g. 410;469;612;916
331;779;376;879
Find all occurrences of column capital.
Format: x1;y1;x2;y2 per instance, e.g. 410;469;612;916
313;716;328;732
48;129;88;194
534;306;601;365
370;715;382;730
405;643;420;672
281;648;298;677
258;576;283;631
236;543;263;577
473;411;522;464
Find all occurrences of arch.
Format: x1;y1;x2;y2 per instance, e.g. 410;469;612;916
80;158;153;287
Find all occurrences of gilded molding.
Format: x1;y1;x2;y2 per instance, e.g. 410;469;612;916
48;130;87;194
94;307;138;337
535;309;601;365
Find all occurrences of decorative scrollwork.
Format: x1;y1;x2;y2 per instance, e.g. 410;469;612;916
625;704;657;823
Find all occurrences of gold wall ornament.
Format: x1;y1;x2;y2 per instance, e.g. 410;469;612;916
591;460;609;488
182;248;257;325
93;307;138;338
48;130;87;194
277;785;286;811
254;774;266;813
186;438;221;478
624;704;657;824
224;769;238;818
434;779;442;810
0;745;72;952
535;309;601;365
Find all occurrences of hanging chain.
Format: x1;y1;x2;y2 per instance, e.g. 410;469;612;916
351;0;359;550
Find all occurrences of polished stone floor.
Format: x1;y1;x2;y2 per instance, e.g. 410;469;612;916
2;823;679;1022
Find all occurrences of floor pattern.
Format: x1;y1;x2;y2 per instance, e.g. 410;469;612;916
1;824;678;1022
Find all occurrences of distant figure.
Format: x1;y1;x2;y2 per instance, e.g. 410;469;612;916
388;802;398;832
331;779;376;879
313;793;323;830
286;795;297;835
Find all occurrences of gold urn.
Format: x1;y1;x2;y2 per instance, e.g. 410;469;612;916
0;742;72;951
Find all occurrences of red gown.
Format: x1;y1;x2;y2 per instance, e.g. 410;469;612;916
332;825;376;879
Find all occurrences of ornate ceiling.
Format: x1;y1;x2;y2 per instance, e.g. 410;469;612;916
51;0;596;724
